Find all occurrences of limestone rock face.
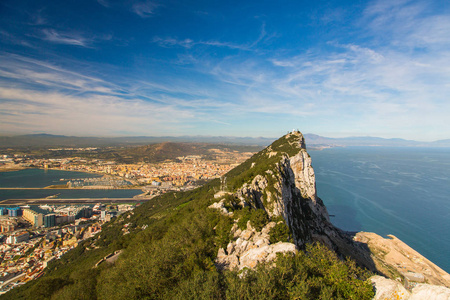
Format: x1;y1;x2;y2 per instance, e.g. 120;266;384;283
210;130;450;288
211;131;378;273
371;275;410;300
215;221;297;271
234;131;332;247
371;275;450;300
410;284;450;300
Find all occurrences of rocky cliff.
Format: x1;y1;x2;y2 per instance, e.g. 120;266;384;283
210;130;450;294
212;131;370;270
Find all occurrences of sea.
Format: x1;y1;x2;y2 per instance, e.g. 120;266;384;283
0;169;142;201
309;147;450;273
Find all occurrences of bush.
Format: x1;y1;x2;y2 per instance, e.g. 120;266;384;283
223;194;241;212
269;221;291;243
249;209;269;231
223;243;374;300
236;207;252;230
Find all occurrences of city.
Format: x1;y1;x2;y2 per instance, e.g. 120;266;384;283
0;203;135;294
0;148;254;192
0;147;255;294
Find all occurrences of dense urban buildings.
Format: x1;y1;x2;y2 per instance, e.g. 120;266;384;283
0;203;135;294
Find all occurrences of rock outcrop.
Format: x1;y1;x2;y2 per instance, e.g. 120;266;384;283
211;131;372;271
356;232;450;288
233;131;333;247
216;221;297;271
371;275;450;300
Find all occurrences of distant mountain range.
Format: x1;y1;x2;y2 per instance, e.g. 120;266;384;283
0;133;449;148
0;134;275;148
303;134;450;148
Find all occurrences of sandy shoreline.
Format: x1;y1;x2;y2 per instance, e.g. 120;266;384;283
0;165;27;172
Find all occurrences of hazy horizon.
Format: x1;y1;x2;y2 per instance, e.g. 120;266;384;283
1;0;449;141
1;132;449;145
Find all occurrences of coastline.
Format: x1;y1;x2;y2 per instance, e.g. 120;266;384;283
354;232;450;288
0;165;27;173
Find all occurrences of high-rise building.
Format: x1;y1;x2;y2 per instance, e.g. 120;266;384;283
8;207;22;217
23;208;43;227
75;207;93;219
44;214;56;228
0;207;7;216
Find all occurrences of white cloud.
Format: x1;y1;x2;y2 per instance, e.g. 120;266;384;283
152;23;267;51
132;1;158;18
0;54;234;136
0;54;118;95
2;0;449;140
0;87;194;136
41;29;91;47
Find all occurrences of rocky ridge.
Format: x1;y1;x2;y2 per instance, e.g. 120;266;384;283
209;130;450;297
210;131;367;267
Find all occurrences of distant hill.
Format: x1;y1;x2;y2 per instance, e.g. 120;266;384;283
115;142;258;163
0;134;274;148
1;133;449;148
303;134;450;148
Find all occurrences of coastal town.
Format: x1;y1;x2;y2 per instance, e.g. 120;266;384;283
0;203;135;294
0;147;254;193
0;146;255;294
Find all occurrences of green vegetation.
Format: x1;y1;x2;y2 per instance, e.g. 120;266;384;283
234;207;269;231
2;134;374;300
269;221;292;244
226;133;303;192
224;243;374;300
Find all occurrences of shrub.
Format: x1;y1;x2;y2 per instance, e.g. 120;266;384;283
249;209;269;231
269;221;291;243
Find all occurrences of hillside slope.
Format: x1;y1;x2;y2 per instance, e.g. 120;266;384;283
2;131;377;300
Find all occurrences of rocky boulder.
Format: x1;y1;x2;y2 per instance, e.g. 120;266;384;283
215;221;297;271
371;275;450;300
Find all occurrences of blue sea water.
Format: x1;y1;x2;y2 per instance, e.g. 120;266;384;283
0;168;101;188
309;147;450;273
0;169;142;200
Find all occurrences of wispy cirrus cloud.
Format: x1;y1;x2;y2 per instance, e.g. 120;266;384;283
152;23;267;51
0;54;232;136
152;36;254;51
132;1;159;18
362;0;450;48
0;54;119;95
41;29;92;47
0;87;194;136
192;0;450;139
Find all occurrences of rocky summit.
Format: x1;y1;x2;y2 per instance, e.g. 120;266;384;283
211;130;372;270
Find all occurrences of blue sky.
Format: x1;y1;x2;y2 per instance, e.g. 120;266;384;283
1;0;449;140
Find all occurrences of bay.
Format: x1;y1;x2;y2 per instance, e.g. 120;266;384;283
309;146;450;273
0;168;101;188
0;169;142;200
